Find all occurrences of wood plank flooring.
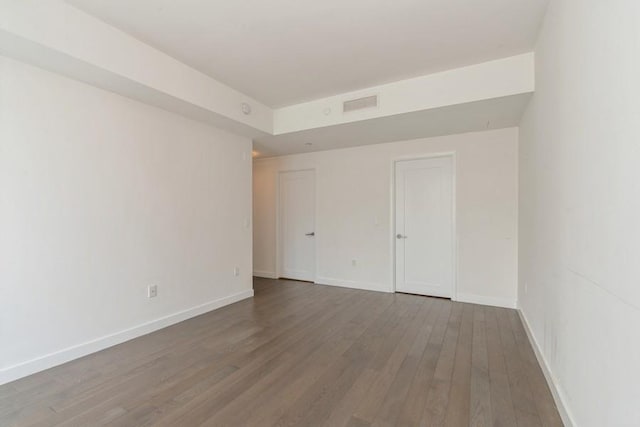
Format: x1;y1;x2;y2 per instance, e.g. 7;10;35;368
0;278;563;426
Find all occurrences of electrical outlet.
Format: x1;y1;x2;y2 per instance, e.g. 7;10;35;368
148;285;158;298
234;267;240;276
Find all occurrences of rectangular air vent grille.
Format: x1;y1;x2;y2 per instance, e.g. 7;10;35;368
343;95;378;113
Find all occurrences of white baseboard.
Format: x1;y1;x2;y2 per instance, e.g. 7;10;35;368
253;270;278;279
518;309;575;427
0;289;254;386
314;276;392;293
455;292;517;309
309;278;518;308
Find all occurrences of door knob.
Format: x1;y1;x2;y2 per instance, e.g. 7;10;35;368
396;234;407;239
305;232;315;236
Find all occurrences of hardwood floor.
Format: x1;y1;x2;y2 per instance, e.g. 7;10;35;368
0;278;562;426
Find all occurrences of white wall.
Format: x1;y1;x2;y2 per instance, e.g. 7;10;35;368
0;56;253;384
518;1;640;425
1;0;273;134
274;53;534;134
254;128;519;308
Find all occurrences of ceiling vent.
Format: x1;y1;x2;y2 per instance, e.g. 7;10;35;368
343;95;378;113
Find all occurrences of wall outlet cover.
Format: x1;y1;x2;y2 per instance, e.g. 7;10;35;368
148;285;158;298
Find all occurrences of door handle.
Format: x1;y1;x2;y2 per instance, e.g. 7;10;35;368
305;232;315;236
396;234;407;239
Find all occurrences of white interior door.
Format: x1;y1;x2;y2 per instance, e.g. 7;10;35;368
279;170;316;281
395;157;454;298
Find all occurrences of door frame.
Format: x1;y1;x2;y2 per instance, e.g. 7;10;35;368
390;152;458;299
275;168;318;282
